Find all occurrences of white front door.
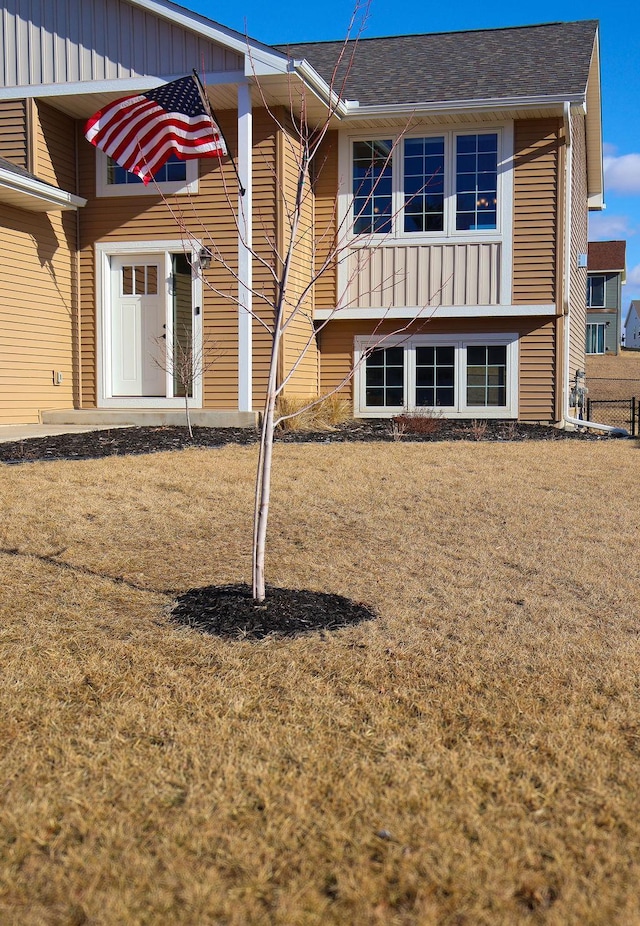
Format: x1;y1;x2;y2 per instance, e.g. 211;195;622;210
110;256;166;397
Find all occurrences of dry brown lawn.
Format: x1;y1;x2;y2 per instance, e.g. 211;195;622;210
1;440;639;925
586;350;640;400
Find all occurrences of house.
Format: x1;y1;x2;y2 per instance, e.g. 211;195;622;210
585;240;626;354
0;3;603;426
624;301;640;349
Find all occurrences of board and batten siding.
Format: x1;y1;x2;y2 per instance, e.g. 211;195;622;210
346;242;501;308
512;118;561;306
0;101;78;423
77;107;279;411
0;98;29;168
0;0;242;88
318;318;556;422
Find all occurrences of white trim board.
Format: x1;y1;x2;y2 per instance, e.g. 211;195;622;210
314;304;556;320
95;240;204;409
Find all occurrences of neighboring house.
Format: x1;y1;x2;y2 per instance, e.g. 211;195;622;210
624;301;640;349
0;3;603;425
585;240;626;355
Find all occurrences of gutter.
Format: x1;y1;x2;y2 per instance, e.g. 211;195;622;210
343;92;586;121
0;165;86;211
561;101;628;436
291;59;350;118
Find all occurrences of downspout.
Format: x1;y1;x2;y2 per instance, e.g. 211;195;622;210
75;120;82;409
561;102;627;435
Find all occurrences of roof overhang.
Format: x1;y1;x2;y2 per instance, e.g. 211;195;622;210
585;32;604;210
0;166;86;212
342;91;586;121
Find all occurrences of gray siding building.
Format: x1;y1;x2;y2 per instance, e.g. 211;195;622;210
586;240;626;354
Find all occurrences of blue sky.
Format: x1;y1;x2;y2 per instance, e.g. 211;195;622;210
186;0;640;323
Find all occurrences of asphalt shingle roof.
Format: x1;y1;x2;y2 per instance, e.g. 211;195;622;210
588;240;626;272
276;20;598;106
0;156;38;180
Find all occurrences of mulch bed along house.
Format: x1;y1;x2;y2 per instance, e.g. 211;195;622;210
0;418;605;465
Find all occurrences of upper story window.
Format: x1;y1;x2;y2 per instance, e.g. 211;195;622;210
107;153;187;186
96;150;198;197
587;274;606;307
351;130;500;238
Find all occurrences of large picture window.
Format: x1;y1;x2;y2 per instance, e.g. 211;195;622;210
350;130;500;237
355;334;517;417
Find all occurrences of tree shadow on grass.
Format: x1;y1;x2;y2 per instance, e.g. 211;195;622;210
170;583;377;640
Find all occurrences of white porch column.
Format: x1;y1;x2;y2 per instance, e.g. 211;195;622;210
237;81;253;412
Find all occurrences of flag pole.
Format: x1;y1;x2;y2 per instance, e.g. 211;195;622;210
192;69;246;196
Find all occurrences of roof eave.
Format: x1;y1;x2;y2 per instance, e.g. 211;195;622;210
0;168;87;212
585;30;604;209
342;92;586;120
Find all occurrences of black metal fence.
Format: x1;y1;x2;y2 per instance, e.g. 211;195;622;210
586;398;638;436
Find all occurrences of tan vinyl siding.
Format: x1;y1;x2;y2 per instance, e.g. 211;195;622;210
313;131;338;312
568;111;588;380
518;321;556;421
250;111;278;410
319;318;556;422
278;122;319;397
0;101;78;423
0;204;76;423
33;101;77;192
0;99;29;168
512;118;561;306
77;108;278;410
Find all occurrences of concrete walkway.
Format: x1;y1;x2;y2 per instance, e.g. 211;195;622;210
0;424;130;443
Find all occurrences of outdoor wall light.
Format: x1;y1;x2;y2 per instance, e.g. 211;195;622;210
199;247;212;270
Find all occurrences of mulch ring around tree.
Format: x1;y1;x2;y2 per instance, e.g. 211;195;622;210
170;583;377;640
0;418;610;464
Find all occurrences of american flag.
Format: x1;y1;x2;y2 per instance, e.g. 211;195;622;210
84;75;227;185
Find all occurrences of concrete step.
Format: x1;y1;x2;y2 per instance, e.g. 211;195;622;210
41;408;259;428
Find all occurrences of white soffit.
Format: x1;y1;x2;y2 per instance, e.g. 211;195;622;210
0;168;86;212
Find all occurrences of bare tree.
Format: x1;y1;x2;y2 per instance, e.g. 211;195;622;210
153;324;222;439
159;7;442;602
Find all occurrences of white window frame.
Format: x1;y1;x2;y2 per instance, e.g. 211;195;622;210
587;274;606;308
585;322;606;354
95;240;203;408
340;124;512;246
354;333;519;418
95;149;199;197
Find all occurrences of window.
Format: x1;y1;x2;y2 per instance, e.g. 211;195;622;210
356;335;517;417
455;134;498;231
586;323;606;354
96;149;198;197
404;137;445;232
466;345;507;406
587;275;606;307
365;346;404;406
353;140;393;234
350;131;500;237
107;153;187;186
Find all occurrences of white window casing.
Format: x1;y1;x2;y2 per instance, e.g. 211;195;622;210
95;149;199;197
354;332;519;418
337;122;514;309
